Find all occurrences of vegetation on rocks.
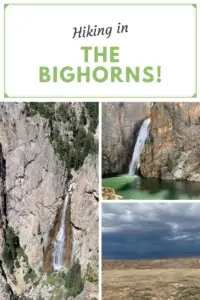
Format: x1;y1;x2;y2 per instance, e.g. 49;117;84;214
25;102;55;120
25;103;98;171
3;225;37;288
44;261;85;299
85;102;99;133
64;261;84;297
85;261;98;283
3;226;20;273
23;268;37;283
0;103;98;300
5;283;19;299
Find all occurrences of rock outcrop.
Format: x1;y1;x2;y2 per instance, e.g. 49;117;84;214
102;102;149;176
102;188;123;200
0;103;99;299
0;103;67;272
71;154;99;273
0;275;11;300
140;103;200;181
68;282;98;300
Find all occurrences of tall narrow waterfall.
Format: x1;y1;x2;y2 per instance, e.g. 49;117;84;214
129;118;150;175
53;194;69;270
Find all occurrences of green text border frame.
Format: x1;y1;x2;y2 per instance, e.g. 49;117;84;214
4;3;197;98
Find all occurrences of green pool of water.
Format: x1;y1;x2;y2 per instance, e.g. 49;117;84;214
102;176;200;200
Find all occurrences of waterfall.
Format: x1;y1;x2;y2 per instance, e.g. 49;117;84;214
129;118;150;175
53;194;69;270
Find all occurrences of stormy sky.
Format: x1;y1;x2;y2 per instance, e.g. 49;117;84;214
102;203;200;260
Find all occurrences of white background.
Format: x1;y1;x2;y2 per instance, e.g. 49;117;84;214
4;3;196;98
0;1;200;300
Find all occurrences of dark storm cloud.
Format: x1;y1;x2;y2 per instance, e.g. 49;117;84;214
102;203;200;260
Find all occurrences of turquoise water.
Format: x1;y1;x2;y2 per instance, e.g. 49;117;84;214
102;176;200;200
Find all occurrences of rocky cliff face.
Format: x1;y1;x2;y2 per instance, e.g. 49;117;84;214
71;154;98;273
140;103;200;181
0;103;67;268
102;102;149;176
0;102;98;299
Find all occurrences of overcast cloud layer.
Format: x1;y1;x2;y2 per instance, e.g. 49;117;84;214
102;203;200;260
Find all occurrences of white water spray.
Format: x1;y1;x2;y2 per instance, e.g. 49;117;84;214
129;118;150;175
53;194;69;270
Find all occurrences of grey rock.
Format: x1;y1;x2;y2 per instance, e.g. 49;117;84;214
140;103;200;182
71;154;99;273
0;103;98;299
0;103;67;273
0;275;11;300
102;102;148;176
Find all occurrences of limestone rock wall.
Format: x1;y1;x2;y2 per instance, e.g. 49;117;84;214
71;154;99;273
102;102;149;176
140;103;200;181
0;103;99;299
0;103;67;272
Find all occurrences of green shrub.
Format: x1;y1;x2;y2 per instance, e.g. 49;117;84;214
85;103;98;133
12;277;17;285
17;247;29;266
3;227;20;273
46;273;58;285
15;260;20;268
25;103;98;171
25;103;55;119
56;104;70;122
70;108;78;136
85;262;98;283
64;262;84;298
24;267;37;283
54;126;97;171
80;107;87;125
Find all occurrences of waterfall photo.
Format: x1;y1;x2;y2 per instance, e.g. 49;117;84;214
102;102;200;200
102;203;200;300
0;103;99;299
